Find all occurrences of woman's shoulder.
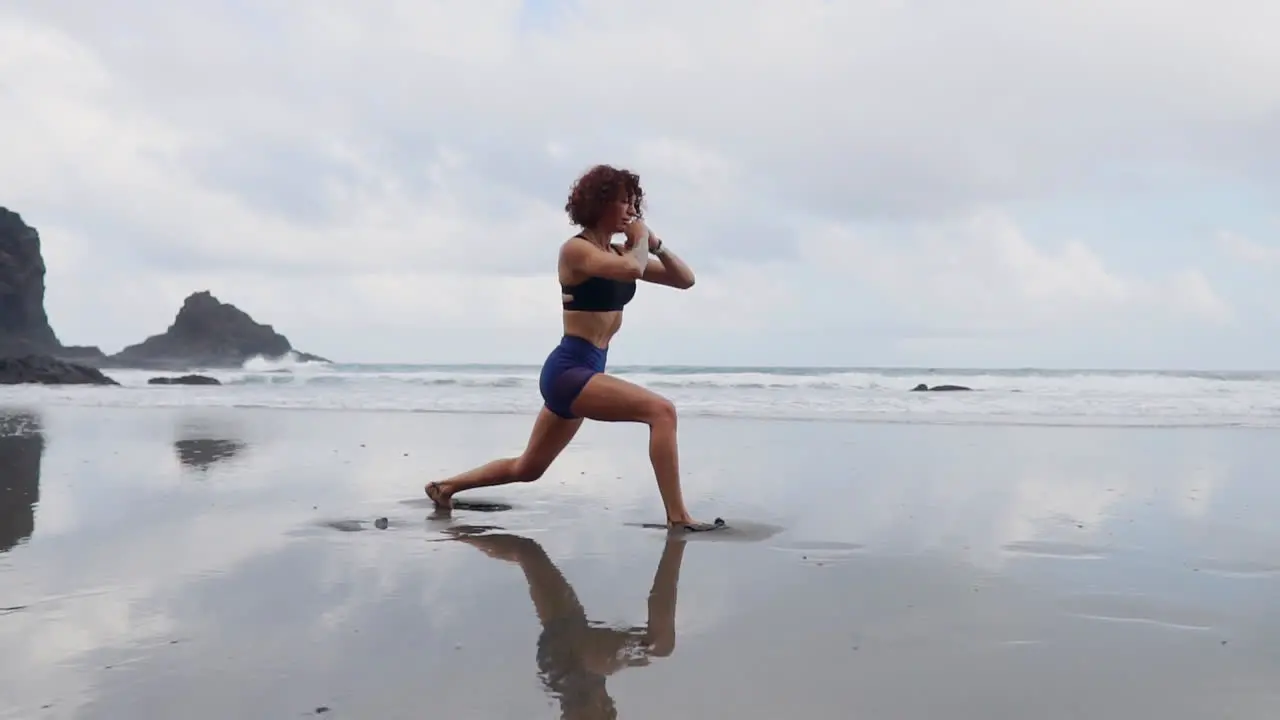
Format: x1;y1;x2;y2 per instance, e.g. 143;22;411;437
559;235;624;256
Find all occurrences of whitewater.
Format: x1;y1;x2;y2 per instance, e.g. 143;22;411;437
3;354;1280;428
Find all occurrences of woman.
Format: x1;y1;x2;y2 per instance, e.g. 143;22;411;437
425;164;723;532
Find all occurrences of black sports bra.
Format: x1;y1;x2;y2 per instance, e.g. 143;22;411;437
561;234;637;312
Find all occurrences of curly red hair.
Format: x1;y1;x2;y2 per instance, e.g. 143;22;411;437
564;164;644;228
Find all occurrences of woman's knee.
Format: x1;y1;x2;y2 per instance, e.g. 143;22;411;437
511;456;549;483
644;395;678;429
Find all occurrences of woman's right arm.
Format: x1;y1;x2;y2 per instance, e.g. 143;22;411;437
561;228;650;281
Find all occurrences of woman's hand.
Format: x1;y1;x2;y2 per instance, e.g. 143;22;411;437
647;231;663;253
623;218;650;248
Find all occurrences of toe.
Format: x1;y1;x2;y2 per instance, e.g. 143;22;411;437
425;482;449;507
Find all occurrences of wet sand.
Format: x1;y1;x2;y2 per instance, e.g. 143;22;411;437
2;404;1280;719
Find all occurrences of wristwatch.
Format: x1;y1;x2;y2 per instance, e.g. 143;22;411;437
653;239;666;255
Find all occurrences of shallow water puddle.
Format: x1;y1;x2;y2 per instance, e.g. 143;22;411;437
1190;557;1280;578
1000;540;1112;560
1058;592;1220;632
770;540;867;564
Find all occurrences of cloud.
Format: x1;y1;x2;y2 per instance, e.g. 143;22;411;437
1;0;1275;365
1218;230;1280;267
797;210;1233;333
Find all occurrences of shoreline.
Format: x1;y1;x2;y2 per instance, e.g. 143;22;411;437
2;396;1279;431
7;359;1280;430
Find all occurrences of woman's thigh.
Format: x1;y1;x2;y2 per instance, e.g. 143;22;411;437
515;406;584;479
569;372;674;424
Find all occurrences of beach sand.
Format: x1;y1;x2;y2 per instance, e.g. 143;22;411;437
2;404;1280;719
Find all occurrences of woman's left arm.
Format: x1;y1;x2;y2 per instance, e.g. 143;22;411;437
639;232;696;289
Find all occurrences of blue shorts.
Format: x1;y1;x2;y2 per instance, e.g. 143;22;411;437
539;335;608;419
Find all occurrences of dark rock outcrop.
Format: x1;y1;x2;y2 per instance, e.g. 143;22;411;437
106;291;329;369
0;355;119;385
148;374;221;386
0;208;107;364
58;345;108;362
911;383;973;392
0;208;67;357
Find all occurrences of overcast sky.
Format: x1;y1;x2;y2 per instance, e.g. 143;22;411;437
3;0;1278;369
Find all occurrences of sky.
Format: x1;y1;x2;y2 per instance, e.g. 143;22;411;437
2;0;1279;369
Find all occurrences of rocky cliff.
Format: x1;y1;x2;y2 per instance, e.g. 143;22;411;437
107;290;329;369
0;208;65;357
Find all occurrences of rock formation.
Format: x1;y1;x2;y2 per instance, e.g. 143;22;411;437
911;383;973;392
148;374;221;385
2;204;328;374
1;207;109;368
106;291;329;369
0;355;119;385
0;208;73;357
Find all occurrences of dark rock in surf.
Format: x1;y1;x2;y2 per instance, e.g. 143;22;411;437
911;383;973;392
106;290;330;370
0;355;119;385
148;374;221;386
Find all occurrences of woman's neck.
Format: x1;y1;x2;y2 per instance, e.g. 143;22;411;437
580;227;613;248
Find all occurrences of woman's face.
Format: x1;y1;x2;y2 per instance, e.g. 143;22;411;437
606;194;637;231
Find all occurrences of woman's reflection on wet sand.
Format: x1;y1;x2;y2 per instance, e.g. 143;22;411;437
447;529;687;720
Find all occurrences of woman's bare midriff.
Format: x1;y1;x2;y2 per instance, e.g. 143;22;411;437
562;309;624;349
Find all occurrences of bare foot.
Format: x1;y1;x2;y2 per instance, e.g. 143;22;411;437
667;516;726;533
425;481;453;510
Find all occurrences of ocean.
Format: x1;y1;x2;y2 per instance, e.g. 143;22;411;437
3;354;1279;428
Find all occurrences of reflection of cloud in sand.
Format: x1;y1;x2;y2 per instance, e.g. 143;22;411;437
977;435;1233;570
30;408;236;540
1169;463;1221;519
580;421;1241;574
2;516;476;718
16;589;175;676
